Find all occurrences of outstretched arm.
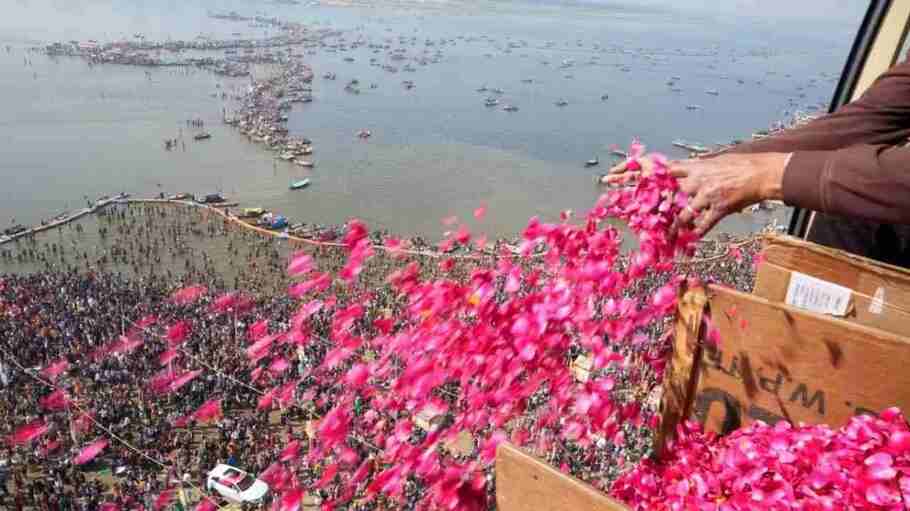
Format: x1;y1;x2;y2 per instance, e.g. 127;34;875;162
608;59;910;234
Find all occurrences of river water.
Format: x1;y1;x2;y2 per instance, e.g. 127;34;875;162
0;0;863;244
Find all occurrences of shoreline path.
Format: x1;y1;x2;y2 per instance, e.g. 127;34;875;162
1;195;759;266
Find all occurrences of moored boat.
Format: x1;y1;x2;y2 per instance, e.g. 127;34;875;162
294;159;315;168
290;179;311;190
241;207;266;218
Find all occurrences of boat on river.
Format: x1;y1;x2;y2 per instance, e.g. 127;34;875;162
294;159;315;168
672;139;710;154
194;132;212;141
290;179;311;190
585;157;600;167
240;207;266;218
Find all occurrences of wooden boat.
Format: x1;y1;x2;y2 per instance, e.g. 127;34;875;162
294;159;315;168
194;132;212;141
290;179;311;190
241;207;266;218
672;139;710;154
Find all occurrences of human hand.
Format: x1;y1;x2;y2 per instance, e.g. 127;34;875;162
604;152;788;236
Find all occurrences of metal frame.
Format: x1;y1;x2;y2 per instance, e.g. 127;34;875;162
788;0;898;238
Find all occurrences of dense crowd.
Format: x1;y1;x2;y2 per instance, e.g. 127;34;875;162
0;200;762;510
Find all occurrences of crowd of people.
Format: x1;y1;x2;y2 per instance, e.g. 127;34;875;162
0;201;762;510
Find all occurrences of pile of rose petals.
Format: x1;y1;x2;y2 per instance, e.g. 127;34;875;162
612;409;910;510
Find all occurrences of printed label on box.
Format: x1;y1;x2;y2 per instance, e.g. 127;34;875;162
785;271;852;317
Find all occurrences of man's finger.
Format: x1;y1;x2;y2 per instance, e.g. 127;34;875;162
695;207;724;237
608;161;629;175
677;173;702;196
669;158;707;178
670;193;707;236
677;194;709;227
668;167;693;179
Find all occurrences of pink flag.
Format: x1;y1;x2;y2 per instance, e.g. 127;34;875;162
74;438;108;465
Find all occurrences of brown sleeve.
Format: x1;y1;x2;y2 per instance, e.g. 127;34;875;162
721;59;910;223
783;145;910;224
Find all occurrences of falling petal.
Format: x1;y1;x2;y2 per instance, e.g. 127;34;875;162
39;389;71;411
278;488;305;511
170;285;207;305
166;320;191;346
288;252;315;277
40;359;69;382
8;420;49;445
194;498;217;511
168;370;202;394
153;489;175;511
74;439;108;465
191;398;222;423
159;349;181;366
280;440;301;462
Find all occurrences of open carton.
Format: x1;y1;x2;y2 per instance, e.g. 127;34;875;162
496;236;910;510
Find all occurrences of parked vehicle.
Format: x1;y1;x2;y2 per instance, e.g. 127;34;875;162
206;464;269;503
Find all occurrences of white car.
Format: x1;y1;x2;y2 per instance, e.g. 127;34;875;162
206;464;269;504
